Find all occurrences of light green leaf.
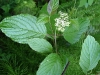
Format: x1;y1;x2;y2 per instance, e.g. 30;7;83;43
0;14;47;43
28;38;53;53
47;0;59;15
37;53;63;75
85;3;88;8
79;35;100;73
88;0;94;6
63;18;90;44
79;0;87;7
37;14;49;24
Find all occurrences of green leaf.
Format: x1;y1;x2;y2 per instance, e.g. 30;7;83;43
47;0;59;15
46;14;59;35
79;35;100;73
63;18;90;44
88;0;94;6
37;14;49;24
0;14;47;43
85;3;88;8
37;53;63;75
39;3;48;15
1;4;10;13
79;0;87;7
28;38;53;53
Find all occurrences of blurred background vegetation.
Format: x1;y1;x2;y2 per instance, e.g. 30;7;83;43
0;0;100;75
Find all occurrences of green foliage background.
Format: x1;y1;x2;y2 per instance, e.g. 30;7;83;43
0;0;100;75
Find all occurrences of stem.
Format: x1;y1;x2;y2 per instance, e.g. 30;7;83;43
48;16;54;35
73;0;76;8
48;15;58;53
73;0;78;18
86;73;88;75
54;29;57;53
61;61;70;75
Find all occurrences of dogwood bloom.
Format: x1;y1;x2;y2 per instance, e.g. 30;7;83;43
55;11;70;32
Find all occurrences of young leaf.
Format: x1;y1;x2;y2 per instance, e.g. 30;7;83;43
28;38;53;53
79;35;100;74
47;0;59;15
63;18;90;44
37;53;63;75
0;14;47;43
37;14;49;24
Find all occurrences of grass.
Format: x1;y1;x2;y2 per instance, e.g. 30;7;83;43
0;0;100;74
58;39;84;75
58;37;100;75
0;33;45;75
0;33;100;75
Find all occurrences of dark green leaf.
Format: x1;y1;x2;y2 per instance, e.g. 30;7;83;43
39;3;48;15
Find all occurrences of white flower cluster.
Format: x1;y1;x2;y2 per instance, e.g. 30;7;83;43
55;11;70;32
